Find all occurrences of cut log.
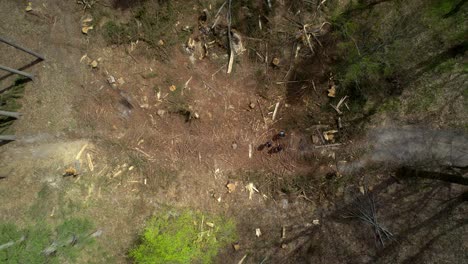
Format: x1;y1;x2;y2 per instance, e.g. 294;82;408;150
0;110;20;119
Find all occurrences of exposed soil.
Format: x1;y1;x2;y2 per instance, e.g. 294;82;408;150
0;0;467;263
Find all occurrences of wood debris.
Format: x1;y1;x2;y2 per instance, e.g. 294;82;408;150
184;76;193;90
90;60;98;68
330;96;348;114
75;144;88;160
272;57;280;67
226;181;237;193
245;183;259;200
233;243;240;251
238;254;247;264
255;228;262;237
25;2;32;12
63;167;78;177
327;85;336;97
323;130;338;141
86;153;94;172
81;16;94;34
272;102;280;121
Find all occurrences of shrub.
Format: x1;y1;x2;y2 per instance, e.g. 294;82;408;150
130;210;237;264
103;21;129;45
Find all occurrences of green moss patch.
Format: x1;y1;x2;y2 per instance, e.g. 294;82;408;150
130;209;237;264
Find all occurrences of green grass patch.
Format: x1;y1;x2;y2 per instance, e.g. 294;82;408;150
378;97;402;113
101;1;191;61
102;20;129;45
0;218;95;264
130;209;237;264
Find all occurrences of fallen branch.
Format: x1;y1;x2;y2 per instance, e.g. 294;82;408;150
314;143;342;148
211;1;227;29
211;63;227;80
0;236;25;250
316;129;326;144
329;103;342;115
330;96;348;115
275;79;312;84
272;102;280;121
226;0;234;74
303;25;315;54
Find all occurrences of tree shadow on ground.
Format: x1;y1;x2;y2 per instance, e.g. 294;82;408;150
271;175;468;263
111;0;145;9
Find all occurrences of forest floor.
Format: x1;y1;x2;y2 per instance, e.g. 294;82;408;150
0;0;467;263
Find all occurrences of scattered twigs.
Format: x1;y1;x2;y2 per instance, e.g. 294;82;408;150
77;0;97;10
350;36;361;56
330;96;348;115
303;25;315;54
312;80;319;95
272;102;280;121
212;1;227;29
226;0;234;74
317;0;328;11
275;79;312;85
0;236;25;250
337;95;348;109
211;63;227;80
202;81;222;96
314;143;342;149
330;104;342;114
343;189;394;247
264;42;268;74
257;99;267;126
248;47;265;61
316;129;326;145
